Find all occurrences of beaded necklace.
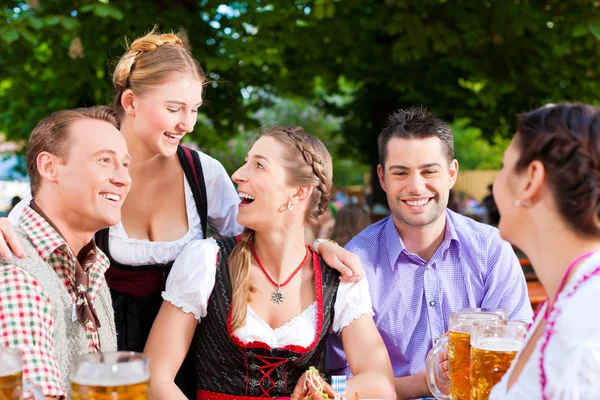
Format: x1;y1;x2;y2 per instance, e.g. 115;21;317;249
538;251;599;400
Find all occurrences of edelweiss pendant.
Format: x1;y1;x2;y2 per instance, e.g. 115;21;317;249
271;287;285;305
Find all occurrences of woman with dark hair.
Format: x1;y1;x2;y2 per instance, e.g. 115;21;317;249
489;103;600;399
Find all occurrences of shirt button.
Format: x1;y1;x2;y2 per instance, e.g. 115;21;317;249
429;300;436;306
426;265;432;270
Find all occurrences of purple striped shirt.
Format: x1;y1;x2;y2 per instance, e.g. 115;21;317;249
326;210;533;378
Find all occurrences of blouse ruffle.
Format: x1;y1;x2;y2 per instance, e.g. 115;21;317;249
489;250;600;399
162;239;374;347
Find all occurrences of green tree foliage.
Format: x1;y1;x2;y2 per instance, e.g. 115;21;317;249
451;118;510;170
197;95;368;187
3;0;600;172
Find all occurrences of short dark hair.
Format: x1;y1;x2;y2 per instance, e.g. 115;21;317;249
377;107;454;167
515;102;600;237
26;106;120;196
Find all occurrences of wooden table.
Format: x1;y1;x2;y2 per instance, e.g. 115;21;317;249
527;281;547;311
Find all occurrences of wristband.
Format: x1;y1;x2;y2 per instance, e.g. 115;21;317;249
312;238;338;254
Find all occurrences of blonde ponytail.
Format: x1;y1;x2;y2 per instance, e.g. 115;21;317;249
229;228;256;331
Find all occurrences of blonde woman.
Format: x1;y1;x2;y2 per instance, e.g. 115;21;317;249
0;30;364;398
145;127;396;400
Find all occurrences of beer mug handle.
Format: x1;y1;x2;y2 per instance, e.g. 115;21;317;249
23;380;45;400
425;336;450;400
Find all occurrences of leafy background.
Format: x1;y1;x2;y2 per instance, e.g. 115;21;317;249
3;0;600;199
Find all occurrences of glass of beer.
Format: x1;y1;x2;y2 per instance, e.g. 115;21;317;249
0;347;44;400
426;311;504;400
470;320;527;400
70;352;150;400
457;308;507;321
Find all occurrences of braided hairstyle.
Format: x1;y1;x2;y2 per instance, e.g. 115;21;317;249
229;126;334;331
515;103;600;237
112;28;205;117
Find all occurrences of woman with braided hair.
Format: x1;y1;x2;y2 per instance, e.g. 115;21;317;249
0;30;365;397
488;103;600;399
145;126;396;400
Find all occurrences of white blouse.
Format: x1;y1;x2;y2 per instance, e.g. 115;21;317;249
162;238;375;348
9;150;243;266
490;250;600;400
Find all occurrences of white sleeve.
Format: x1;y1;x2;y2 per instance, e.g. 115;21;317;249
7;193;31;224
161;238;219;320
332;276;375;334
197;151;243;237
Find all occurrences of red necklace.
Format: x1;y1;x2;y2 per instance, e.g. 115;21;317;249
249;242;309;305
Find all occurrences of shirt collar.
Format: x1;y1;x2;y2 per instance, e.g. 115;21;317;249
443;210;461;258
384;216;405;270
19;205;70;263
17;205;110;274
384;210;461;270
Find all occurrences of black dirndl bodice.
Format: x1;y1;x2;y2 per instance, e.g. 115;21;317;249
194;236;341;398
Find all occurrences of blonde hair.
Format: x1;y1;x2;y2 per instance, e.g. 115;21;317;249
229;127;333;331
112;29;205;117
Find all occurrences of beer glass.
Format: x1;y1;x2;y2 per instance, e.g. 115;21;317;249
457;308;507;320
426;311;504;400
0;347;44;400
470;320;527;400
70;352;150;400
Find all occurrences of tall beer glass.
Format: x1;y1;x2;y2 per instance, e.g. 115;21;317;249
470;320;527;400
0;347;44;400
70;352;150;400
426;311;504;400
457;308;507;320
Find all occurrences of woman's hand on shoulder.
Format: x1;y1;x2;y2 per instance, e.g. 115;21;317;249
317;240;364;283
0;218;25;259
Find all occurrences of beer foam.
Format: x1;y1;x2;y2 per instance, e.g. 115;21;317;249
0;357;22;376
71;363;149;386
475;338;522;352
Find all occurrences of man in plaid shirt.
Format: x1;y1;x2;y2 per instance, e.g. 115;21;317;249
0;107;131;398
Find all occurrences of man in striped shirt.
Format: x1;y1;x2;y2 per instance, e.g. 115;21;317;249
327;108;532;399
0;107;131;398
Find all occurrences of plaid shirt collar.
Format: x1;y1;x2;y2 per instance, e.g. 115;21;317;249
18;205;110;275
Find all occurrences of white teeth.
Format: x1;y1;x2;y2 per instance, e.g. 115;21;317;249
406;199;429;206
238;192;255;200
164;133;184;140
101;193;120;202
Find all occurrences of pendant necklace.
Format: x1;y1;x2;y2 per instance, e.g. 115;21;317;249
249;242;309;305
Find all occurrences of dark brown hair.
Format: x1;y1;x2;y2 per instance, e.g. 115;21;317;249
113;29;205;117
26;106;120;196
330;204;371;247
229;126;333;331
515;103;600;236
378;107;454;167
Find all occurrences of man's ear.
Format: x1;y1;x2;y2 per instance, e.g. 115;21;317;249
36;152;61;184
377;164;387;193
448;159;459;189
